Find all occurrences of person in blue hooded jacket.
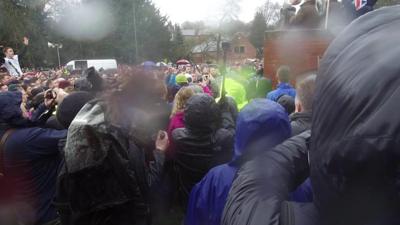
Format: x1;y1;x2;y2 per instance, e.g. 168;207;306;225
266;65;296;102
184;99;291;225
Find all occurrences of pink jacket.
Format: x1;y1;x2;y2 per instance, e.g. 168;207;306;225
167;111;185;158
203;85;213;97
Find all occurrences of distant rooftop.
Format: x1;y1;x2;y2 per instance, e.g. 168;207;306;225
191;32;252;53
182;29;210;36
192;37;230;53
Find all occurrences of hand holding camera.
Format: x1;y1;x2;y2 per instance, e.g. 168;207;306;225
200;74;210;87
155;130;169;152
44;89;57;109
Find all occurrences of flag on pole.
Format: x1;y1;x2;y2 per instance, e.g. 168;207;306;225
355;0;368;11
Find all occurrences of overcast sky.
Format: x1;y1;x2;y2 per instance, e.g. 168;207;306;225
152;0;276;24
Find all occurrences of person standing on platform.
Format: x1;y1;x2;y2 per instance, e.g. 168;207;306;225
1;37;29;77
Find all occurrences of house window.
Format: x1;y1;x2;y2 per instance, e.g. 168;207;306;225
234;46;245;53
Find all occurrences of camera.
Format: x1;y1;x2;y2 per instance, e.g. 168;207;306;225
45;90;56;100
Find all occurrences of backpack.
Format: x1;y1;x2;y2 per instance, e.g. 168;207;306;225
53;101;151;225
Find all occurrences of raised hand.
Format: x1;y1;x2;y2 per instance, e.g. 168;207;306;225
44;89;57;109
23;37;29;46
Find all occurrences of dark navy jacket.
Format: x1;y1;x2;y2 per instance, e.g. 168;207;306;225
0;91;67;225
185;99;291;225
4;128;67;225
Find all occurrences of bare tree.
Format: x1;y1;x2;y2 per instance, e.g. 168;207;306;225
45;0;80;20
211;0;243;62
220;0;242;24
261;0;282;26
196;35;219;62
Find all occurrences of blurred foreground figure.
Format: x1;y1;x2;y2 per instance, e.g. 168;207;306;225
55;69;170;225
222;6;400;225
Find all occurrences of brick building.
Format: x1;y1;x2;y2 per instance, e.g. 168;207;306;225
227;32;257;64
181;29;211;44
191;32;257;64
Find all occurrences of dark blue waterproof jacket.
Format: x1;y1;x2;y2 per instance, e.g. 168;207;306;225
185;99;291;225
289;178;313;203
0;91;67;225
266;83;296;102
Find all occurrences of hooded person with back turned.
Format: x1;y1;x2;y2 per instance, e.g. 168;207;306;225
173;94;236;210
222;6;400;225
185;99;291;225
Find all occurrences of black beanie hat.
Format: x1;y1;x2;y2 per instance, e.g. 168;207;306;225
31;87;45;98
277;94;295;115
56;91;94;129
31;92;45;110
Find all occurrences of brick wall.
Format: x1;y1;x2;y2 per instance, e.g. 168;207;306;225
264;29;333;87
191;33;257;64
228;33;257;64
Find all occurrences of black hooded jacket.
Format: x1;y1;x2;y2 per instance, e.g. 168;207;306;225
290;112;312;137
172;94;235;209
222;6;400;225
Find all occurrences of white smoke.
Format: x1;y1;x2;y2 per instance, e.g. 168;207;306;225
55;2;115;41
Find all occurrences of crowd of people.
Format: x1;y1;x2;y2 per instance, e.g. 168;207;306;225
0;5;399;225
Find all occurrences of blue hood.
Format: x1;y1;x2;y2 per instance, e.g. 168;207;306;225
0;91;25;126
232;99;291;163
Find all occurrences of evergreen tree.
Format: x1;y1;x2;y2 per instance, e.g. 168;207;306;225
170;24;187;62
174;24;184;46
65;0;173;64
249;11;267;58
1;0;175;67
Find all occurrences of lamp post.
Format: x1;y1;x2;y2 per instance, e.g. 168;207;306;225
55;44;62;68
48;42;63;68
133;0;139;62
221;41;231;99
222;42;231;68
